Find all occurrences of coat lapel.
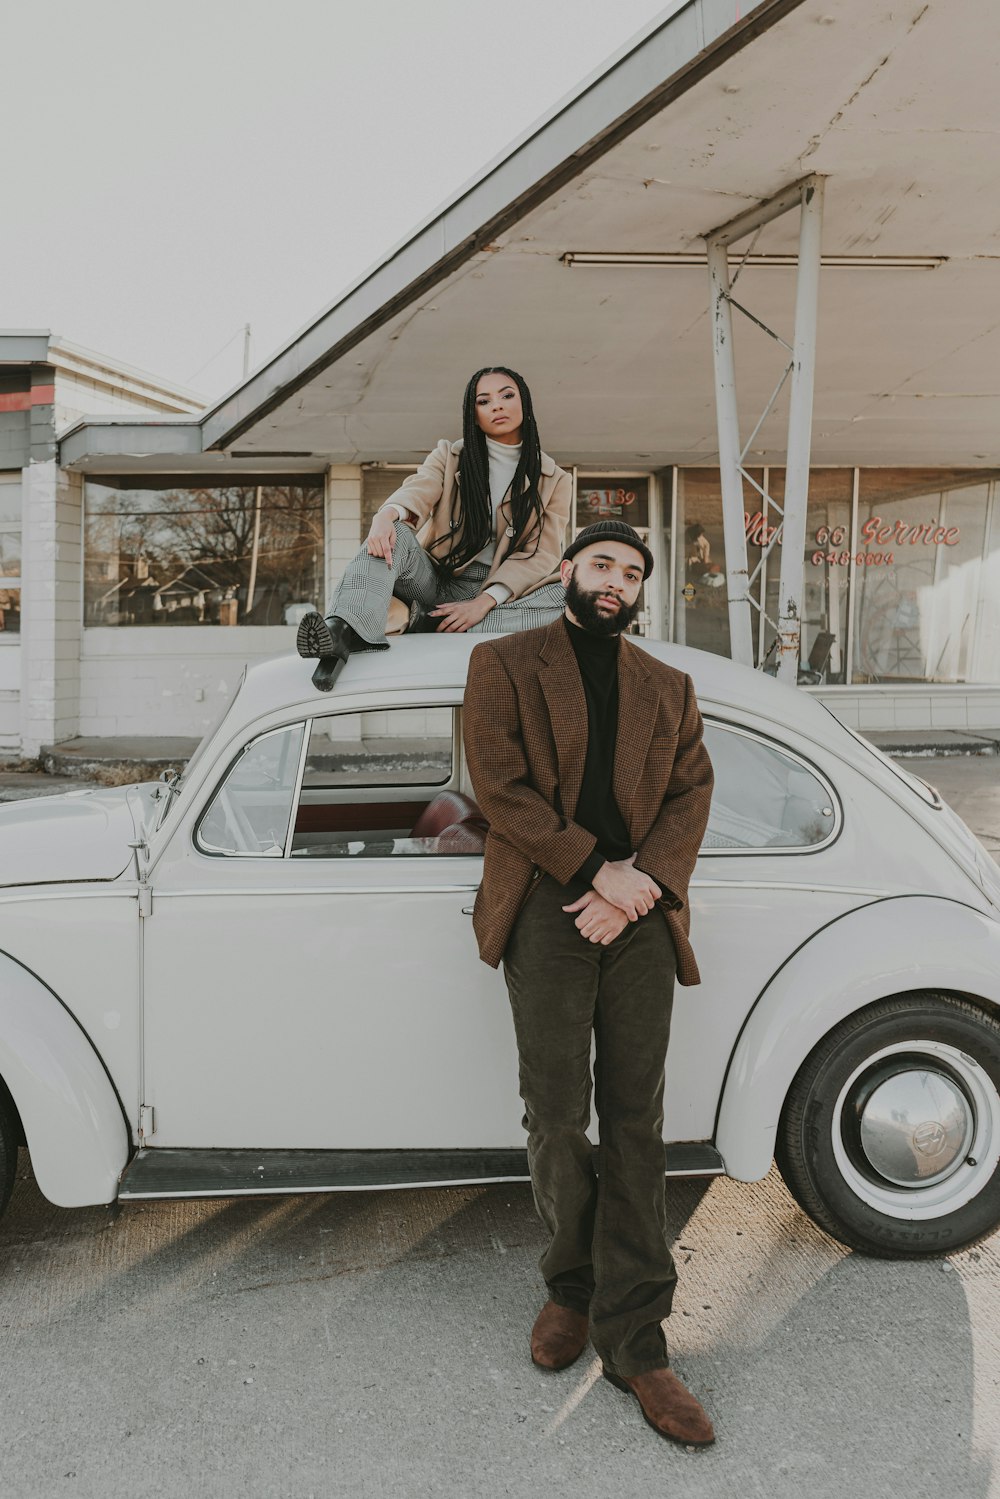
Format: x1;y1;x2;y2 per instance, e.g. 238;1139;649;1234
613;642;656;840
538;619;587;820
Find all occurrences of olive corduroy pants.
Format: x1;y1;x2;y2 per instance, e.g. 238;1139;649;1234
502;875;678;1378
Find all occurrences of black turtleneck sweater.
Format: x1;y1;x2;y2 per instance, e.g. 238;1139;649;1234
564;617;633;889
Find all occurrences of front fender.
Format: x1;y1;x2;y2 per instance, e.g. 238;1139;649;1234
716;897;1000;1182
0;951;129;1207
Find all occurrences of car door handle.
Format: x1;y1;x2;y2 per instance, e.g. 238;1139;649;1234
462;906;475;915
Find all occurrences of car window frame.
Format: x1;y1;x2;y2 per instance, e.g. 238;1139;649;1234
699;715;843;858
193;702;473;863
194;720;309;860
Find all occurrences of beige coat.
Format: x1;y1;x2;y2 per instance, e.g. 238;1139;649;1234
385;438;572;600
463;618;715;985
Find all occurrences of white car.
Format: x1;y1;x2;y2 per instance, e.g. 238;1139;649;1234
2;637;999;1259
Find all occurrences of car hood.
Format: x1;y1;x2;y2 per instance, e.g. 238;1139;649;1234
0;785;140;887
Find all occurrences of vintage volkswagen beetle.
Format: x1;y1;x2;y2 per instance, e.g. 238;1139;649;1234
1;636;999;1259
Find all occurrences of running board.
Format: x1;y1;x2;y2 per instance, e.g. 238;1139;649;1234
118;1143;724;1200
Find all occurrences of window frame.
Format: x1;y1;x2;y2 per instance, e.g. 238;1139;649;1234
193;703;471;863
699;716;843;858
0;472;22;643
194;721;308;859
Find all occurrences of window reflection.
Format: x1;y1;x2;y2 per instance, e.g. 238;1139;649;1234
702;723;836;851
852;471;998;683
84;477;324;627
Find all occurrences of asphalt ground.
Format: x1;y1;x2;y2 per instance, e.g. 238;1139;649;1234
1;754;999;1498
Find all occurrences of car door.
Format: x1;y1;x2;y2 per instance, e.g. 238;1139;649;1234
140;693;519;1151
664;718;881;1142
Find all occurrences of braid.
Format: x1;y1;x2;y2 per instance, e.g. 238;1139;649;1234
428;366;546;578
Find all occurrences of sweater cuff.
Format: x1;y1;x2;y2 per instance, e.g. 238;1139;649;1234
379;501;413;522
576;850;607;888
483;582;512;605
635;867;682;911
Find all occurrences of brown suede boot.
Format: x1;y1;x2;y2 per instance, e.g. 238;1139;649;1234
603;1366;715;1447
530;1301;589;1371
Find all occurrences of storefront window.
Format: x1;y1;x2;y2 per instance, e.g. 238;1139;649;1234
0;475;21;636
576;475;653;635
759;469;854;682
851;471;999;683
672;468;763;659
84;477;324;627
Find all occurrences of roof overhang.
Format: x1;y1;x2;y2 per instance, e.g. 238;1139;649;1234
61;0;1000;473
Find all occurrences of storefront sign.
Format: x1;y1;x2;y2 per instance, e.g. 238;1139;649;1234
582;487;639;517
812;518;961;567
744;510;962;567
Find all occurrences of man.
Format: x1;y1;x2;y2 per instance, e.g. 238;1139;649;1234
463;519;715;1448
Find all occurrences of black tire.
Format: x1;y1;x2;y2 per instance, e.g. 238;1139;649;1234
0;1083;17;1222
776;993;1000;1258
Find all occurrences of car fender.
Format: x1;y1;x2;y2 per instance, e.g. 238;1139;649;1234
0;950;130;1207
716;897;1000;1183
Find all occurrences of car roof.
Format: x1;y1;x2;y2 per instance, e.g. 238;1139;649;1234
237;635;853;757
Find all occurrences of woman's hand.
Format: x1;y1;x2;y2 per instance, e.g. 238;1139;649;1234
562;890;629;945
430;595;497;632
366;508;399;566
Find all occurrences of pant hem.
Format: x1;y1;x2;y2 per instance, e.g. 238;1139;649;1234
547;1291;592;1317
598;1353;671;1379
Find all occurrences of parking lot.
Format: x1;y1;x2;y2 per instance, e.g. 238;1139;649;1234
1;754;999;1498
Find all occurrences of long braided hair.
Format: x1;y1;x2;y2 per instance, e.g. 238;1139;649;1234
427;366;545;579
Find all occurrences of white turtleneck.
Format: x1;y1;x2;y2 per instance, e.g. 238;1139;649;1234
383;436;520;605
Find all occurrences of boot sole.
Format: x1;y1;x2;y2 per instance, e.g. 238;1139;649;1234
531;1344;587;1372
601;1368;715;1448
296;613;336;659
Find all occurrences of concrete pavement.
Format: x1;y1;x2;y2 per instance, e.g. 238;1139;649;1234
0;753;998;1497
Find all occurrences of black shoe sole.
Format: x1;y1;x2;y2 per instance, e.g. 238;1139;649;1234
601;1368;715;1448
296;613;336;659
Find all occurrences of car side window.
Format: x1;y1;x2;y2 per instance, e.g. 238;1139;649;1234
290;706;486;858
197;723;306;857
702;722;837;852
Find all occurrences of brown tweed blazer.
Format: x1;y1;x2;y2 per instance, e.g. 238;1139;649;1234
462;617;714;985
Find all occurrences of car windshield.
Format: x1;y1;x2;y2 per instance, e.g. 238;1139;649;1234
153;668;247;829
824;708;941;809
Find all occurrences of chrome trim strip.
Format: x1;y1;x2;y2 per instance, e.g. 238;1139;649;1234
283;725;312;859
119;1164;727;1200
690;879;887;896
152;883;483;898
121;1175;532;1199
0;887;137;905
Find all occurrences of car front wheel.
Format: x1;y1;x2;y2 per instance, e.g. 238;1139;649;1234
776;993;1000;1257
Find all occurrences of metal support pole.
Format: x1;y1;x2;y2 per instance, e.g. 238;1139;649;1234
707;237;754;668
775;178;825;682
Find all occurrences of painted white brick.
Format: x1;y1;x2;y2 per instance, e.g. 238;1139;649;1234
328;479;362;501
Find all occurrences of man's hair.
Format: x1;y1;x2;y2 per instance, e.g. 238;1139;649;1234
427;367;544;579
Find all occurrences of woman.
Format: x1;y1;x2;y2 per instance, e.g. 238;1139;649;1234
296;367;571;686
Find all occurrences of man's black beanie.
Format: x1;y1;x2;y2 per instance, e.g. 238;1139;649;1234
562;519;654;579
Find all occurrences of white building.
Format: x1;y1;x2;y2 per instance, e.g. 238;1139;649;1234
6;0;1000;755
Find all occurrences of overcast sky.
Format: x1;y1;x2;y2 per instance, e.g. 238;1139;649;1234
4;0;676;401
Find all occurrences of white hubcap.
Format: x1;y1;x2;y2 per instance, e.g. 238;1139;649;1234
832;1040;1000;1220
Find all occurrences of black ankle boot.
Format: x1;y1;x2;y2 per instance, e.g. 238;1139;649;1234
296;613;361;661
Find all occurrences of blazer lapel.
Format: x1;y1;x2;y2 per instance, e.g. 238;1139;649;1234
613;642;656;840
538;619;587;820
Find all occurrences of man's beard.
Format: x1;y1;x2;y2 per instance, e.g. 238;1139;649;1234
565;571;641;637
